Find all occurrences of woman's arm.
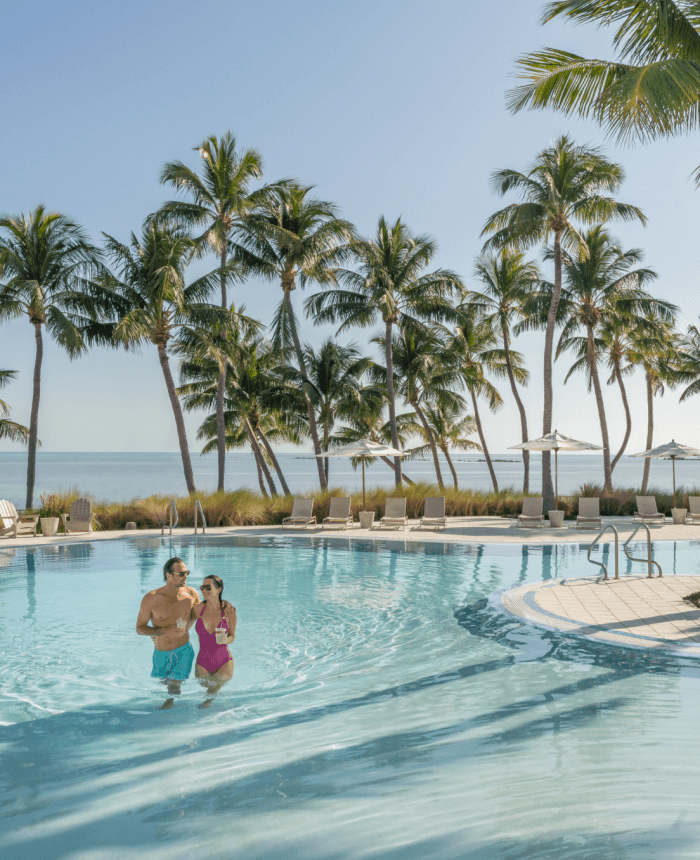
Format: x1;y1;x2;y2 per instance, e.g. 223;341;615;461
224;605;237;643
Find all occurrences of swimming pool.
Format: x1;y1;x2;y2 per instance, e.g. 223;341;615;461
2;535;700;859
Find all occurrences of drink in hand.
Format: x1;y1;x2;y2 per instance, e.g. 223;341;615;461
176;617;187;630
215;626;227;645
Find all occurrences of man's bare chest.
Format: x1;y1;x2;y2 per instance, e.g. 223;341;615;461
151;592;194;622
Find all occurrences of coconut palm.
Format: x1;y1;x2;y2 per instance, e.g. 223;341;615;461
481;136;646;508
0;207;105;508
239;183;355;491
469;250;537;491
103;222;244;494
306;216;464;488
158;132;266;490
0;370;32;445
402;401;480;489
508;1;700;180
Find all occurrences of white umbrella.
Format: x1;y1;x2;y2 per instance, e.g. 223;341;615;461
316;439;405;508
509;429;602;508
629;439;700;506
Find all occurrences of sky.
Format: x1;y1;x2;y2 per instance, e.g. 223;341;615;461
1;0;700;457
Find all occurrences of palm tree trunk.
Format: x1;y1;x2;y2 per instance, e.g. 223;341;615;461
25;322;43;510
541;230;562;510
323;421;330;484
443;446;459;489
501;325;529;492
610;361;632;473
413;401;444;490
257;428;291;495
641;370;654;493
246;419;277;496
470;388;498;491
384;319;402;488
380;455;415;485
215;247;228;492
284;288;328;490
587;326;612;491
157;343;196;494
251;444;268;498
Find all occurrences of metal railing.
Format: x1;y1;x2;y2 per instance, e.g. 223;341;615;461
161;499;179;536
624;523;662;578
194;499;207;534
587;525;619;580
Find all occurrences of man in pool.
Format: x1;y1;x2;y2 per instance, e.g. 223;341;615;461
136;557;200;707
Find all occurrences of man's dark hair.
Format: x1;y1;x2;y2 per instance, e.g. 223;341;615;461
163;556;185;581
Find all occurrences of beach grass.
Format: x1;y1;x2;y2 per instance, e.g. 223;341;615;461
31;482;700;531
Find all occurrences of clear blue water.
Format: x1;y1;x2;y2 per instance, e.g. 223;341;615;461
2;450;698;507
2;535;700;859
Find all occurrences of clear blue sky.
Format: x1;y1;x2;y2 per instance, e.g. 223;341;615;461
1;0;699;455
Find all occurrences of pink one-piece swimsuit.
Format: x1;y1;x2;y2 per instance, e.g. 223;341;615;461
195;605;233;674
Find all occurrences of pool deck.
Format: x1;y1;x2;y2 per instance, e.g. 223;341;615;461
4;515;700;656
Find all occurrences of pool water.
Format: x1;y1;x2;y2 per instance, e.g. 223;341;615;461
2;535;700;859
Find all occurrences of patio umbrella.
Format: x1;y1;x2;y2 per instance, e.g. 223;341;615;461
629;440;700;506
316;439;405;508
509;429;602;509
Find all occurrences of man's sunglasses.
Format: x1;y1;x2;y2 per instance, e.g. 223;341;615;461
171;570;189;577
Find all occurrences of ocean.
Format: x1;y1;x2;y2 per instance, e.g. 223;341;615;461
1;451;698;508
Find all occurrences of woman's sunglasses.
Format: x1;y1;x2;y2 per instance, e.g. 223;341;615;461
201;584;213;591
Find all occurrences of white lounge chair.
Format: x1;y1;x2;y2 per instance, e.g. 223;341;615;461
419;496;446;530
61;498;94;534
517;497;546;528
322;497;353;530
380;497;408;530
576;497;601;530
282;498;316;529
0;500;39;538
687;496;700;524
634;496;665;524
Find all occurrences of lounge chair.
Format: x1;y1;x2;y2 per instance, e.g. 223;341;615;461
634;496;665;524
0;500;39;538
420;496;446;530
61;498;94;534
380;497;409;530
517;497;546;528
282;498;316;529
322;497;354;530
687;497;700;524
576;497;602;530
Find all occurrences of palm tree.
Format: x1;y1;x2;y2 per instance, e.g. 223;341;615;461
158;131;265;491
481;135;646;508
445;304;513;492
403;401;480;489
508;1;700;181
103;222;242;494
554;226;672;489
0;370;32;445
0;207;104;508
599;316;637;472
306;216;464;488
470;250;536;491
239;183;355;491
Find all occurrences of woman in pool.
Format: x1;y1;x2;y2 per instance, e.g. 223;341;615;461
192;575;237;707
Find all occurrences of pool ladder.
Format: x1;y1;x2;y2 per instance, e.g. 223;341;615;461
194;499;207;534
587;523;662;580
161;499;179;535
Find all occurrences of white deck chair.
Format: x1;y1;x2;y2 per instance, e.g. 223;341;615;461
380;497;409;530
322;497;353;530
419;496;446;530
634;496;665;524
282;498;316;529
61;498;94;534
517;496;546;528
0;500;38;538
687;497;700;524
576;497;601;530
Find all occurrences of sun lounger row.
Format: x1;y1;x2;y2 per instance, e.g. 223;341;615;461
0;498;94;539
282;496;447;531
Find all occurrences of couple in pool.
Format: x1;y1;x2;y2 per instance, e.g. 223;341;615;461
135;557;237;708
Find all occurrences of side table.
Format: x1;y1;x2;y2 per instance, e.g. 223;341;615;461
359;511;375;529
671;508;687;525
40;517;59;537
548;510;565;528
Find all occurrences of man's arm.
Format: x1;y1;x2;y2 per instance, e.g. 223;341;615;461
136;593;172;638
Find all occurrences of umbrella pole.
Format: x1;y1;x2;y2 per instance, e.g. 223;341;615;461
362;457;366;509
673;457;676;507
555;448;558;509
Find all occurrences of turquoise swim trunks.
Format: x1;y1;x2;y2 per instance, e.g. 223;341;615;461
151;641;195;680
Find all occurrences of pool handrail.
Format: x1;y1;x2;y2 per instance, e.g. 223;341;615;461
624;523;662;578
587;524;619;580
161;499;179;536
194;499;207;534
